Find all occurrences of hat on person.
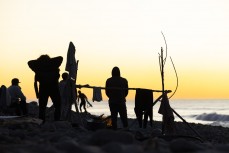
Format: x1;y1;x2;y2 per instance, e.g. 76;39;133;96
12;78;20;84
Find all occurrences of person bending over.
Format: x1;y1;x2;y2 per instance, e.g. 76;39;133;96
28;54;63;122
77;90;91;113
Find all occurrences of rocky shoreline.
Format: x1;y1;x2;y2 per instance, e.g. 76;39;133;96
0;102;229;153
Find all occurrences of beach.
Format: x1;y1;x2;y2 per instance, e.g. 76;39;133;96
83;99;229;128
0;102;229;153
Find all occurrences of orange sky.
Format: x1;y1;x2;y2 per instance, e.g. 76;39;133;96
0;0;229;101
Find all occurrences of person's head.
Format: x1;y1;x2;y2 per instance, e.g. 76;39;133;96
37;54;50;61
78;90;81;94
62;72;69;80
112;66;120;77
11;78;20;86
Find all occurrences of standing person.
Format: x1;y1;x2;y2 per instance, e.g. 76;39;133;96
77;90;91;113
105;66;129;130
8;78;27;115
59;72;71;120
28;54;63;122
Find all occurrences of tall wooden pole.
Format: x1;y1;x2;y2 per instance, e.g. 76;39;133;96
161;47;165;95
74;60;79;113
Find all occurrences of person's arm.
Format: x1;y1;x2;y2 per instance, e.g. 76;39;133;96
16;87;26;101
105;79;110;98
85;96;93;107
124;79;129;97
51;56;63;67
34;75;39;99
28;60;39;72
84;94;89;102
83;94;92;106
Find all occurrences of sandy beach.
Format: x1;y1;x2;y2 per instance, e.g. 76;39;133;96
0;102;229;153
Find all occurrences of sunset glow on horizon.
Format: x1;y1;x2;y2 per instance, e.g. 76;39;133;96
1;0;229;101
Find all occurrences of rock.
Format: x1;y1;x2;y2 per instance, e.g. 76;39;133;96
151;128;162;137
170;138;205;152
122;144;144;153
143;138;170;152
41;122;57;132
55;140;80;152
85;129;135;146
214;144;229;152
53;121;72;129
102;142;123;153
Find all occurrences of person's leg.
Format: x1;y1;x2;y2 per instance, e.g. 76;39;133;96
79;102;83;112
134;107;143;128
39;85;49;122
83;102;87;112
109;103;118;130
143;111;148;128
10;102;21;116
148;108;153;127
119;104;128;128
50;84;61;121
20;100;28;115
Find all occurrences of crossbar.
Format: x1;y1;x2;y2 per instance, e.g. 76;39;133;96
76;84;172;93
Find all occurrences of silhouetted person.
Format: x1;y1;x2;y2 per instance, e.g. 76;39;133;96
59;72;71;120
105;66;129;130
77;90;91;112
8;78;28;115
28;55;63;122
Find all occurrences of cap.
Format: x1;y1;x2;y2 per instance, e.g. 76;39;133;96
12;78;20;84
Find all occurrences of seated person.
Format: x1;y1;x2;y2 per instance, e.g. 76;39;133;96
8;78;27;116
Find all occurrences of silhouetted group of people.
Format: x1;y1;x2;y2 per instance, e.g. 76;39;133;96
27;54;95;123
27;54;130;128
0;53;159;131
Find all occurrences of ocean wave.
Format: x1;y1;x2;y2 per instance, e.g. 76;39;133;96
196;112;229;121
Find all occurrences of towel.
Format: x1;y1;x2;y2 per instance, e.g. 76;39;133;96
158;93;174;118
92;87;102;102
135;89;153;111
65;42;77;81
158;93;175;134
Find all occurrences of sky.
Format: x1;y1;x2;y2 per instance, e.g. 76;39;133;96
0;0;229;101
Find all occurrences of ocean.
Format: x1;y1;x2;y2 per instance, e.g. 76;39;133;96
41;99;229;128
84;99;229;128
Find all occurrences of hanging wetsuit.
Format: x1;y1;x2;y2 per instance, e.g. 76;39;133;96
135;89;153;128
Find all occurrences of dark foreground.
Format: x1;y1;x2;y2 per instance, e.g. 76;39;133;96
0;102;229;153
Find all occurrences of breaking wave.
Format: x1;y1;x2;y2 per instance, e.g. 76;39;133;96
196;113;229;122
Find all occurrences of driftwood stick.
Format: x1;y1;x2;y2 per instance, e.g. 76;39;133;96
160;47;165;94
152;94;164;106
171;108;204;142
161;31;168;65
76;84;172;93
169;57;179;99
